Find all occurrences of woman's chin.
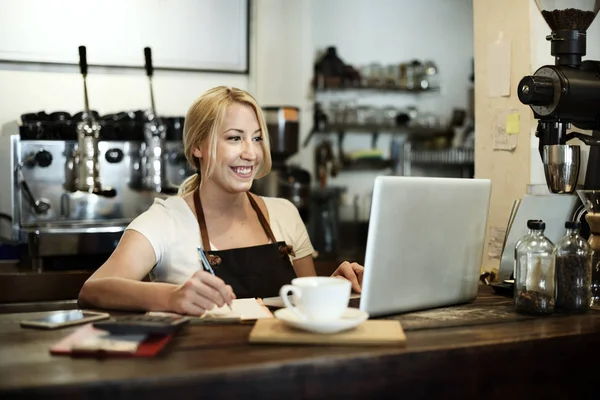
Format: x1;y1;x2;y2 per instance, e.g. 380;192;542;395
225;181;254;194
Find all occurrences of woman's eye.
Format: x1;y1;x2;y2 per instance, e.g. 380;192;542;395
227;136;241;141
252;136;263;142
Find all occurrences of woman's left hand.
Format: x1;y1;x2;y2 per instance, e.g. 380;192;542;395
332;261;364;293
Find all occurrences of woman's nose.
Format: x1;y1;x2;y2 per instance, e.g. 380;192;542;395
241;139;257;160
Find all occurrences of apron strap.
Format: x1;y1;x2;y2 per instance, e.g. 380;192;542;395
193;189;279;250
245;192;278;243
193;188;212;251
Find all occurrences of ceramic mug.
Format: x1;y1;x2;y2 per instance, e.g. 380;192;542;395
279;277;351;321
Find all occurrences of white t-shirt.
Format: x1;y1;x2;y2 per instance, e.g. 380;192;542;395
125;195;314;284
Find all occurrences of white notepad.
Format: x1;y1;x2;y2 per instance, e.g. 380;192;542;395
148;298;273;323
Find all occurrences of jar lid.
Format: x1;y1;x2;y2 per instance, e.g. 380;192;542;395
527;220;545;229
565;220;581;229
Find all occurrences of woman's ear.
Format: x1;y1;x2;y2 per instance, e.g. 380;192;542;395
192;147;203;159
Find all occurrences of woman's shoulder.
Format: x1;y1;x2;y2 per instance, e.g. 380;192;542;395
133;195;192;223
260;196;298;215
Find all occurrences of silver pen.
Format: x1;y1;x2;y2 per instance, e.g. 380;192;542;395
197;246;233;311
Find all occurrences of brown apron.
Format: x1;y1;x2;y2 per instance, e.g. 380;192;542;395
193;189;298;299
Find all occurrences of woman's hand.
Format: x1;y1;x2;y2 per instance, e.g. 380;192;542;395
167;271;236;315
332;261;364;293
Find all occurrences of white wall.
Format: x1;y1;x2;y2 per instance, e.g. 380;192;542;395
0;0;474;221
0;65;248;125
0;0;250;129
250;0;314;173
309;0;474;214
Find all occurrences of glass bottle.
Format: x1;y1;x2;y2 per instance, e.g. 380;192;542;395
513;219;543;281
515;220;555;315
554;221;592;313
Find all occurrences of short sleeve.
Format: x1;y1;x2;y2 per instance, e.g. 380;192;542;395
268;198;314;260
125;198;173;266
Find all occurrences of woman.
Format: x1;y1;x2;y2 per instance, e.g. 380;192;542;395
78;86;363;316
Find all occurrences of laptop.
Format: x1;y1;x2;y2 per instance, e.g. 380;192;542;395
359;176;492;317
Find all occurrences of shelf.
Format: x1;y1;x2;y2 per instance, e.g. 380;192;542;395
313;85;440;93
406;148;474;166
316;123;451;137
339;158;393;171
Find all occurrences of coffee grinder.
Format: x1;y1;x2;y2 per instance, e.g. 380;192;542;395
516;0;600;303
251;107;311;222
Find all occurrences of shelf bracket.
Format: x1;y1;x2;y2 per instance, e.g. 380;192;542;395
371;132;379;149
336;130;346;159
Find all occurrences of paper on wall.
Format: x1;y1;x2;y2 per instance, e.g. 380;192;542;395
493;109;519;151
487;33;511;97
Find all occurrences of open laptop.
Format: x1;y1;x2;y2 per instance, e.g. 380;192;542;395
359;176;492;317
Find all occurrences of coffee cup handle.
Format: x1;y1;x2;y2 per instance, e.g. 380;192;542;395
279;285;305;320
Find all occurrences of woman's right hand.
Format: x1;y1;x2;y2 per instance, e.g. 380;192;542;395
167;271;236;315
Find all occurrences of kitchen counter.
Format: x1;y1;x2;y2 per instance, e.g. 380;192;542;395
1;286;599;399
0;258;347;306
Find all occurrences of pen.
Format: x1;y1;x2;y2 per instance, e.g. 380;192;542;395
197;246;233;311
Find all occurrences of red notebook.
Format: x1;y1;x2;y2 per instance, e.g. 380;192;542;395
50;323;174;358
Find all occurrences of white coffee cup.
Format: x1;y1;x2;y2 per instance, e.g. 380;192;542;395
279;277;351;321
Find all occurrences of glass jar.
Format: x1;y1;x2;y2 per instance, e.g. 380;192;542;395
554;221;592;313
515;220;555;315
513;219;543;280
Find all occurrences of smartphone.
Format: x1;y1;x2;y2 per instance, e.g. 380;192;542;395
20;310;110;329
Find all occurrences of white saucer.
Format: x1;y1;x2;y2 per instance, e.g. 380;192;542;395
274;308;369;334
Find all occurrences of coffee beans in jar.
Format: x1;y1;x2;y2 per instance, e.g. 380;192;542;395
554;221;592;313
516;290;555;315
556;254;592;312
514;220;555;315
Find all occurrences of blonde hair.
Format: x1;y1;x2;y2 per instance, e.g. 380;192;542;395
178;86;272;195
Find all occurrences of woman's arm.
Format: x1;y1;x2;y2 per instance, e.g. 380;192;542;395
292;255;364;292
292;255;317;277
78;230;178;311
78;230;234;314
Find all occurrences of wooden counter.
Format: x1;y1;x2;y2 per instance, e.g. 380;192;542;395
1;286;599;399
0;258;343;305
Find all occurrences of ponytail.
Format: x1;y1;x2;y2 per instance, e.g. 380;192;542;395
178;173;201;196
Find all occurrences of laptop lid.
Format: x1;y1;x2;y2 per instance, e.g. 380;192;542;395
359;176;492;317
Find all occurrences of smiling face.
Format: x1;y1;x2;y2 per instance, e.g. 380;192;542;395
193;102;265;194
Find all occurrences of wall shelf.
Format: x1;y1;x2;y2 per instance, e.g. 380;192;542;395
339;158;393;172
313;85;440;94
398;144;474;178
316;123;450;137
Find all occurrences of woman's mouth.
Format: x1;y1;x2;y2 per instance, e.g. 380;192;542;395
231;166;253;178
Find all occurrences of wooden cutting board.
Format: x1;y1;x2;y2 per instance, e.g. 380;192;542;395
248;319;406;346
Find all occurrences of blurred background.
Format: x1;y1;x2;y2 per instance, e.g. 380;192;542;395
0;0;477;300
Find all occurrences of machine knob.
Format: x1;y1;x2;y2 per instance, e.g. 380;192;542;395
105;148;124;163
518;75;554;106
34;150;53;167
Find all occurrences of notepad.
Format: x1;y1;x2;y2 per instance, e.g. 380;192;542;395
148;298;273;323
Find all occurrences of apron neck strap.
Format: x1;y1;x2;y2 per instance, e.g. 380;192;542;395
193;189;277;251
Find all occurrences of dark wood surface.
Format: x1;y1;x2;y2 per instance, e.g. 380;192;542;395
0;258;339;305
1;286;600;399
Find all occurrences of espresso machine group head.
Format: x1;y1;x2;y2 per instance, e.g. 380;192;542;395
518;0;600;193
66;46;116;197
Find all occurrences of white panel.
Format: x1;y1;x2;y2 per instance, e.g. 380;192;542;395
0;0;248;72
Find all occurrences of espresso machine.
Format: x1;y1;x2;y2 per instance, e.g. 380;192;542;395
499;1;600;297
0;46;190;271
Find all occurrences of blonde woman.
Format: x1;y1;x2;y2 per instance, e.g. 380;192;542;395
78;86;363;316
